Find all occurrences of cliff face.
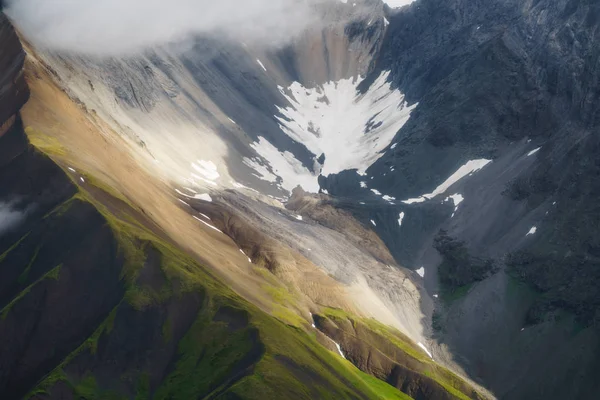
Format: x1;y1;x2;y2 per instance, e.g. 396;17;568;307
0;9;433;400
320;0;600;398
3;0;600;398
0;12;28;131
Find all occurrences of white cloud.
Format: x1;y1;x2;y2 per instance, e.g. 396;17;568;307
382;0;415;8
5;0;332;55
0;202;26;235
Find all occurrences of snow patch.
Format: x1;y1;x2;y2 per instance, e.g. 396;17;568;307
527;147;541;156
193;215;222;233
68;167;76;173
256;59;267;72
370;219;377;226
192;160;220;182
417;342;434;360
177;199;190;207
397;212;405;226
333;341;346;359
244;137;319;192
195;193;213;202
239;249;252;263
416;267;425;278
526;226;537;236
444;193;464;217
402;159;490;204
402;197;426;205
294;215;303;221
360;181;367;188
309;312;316;328
371;189;382;196
270;71;416;191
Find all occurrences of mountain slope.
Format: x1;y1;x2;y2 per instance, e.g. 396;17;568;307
0;6;484;400
3;0;600;398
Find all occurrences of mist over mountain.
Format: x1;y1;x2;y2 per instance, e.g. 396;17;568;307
5;0;346;54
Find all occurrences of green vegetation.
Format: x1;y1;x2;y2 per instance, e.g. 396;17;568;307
434;230;497;302
25;127;67;156
320;308;478;400
21;178;410;400
1;264;64;320
440;283;473;304
0;232;29;264
17;245;41;284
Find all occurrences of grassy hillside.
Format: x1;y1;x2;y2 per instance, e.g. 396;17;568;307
314;308;483;400
0;124;412;399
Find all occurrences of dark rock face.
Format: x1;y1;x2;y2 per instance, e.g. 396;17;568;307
319;0;600;398
0;12;29;129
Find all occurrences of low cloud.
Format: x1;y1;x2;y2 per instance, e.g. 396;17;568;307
0;201;26;235
5;0;334;55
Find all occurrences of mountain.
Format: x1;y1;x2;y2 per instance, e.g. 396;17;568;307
1;0;599;399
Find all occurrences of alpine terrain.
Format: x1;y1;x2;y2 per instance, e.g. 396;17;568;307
0;0;599;399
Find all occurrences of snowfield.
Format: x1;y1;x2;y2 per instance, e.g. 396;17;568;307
246;71;416;193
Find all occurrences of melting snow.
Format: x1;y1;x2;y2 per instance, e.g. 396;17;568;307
398;212;405;226
192;160;220;182
417;342;434;360
295;215;303;221
239;249;252;263
177;199;191;207
259;71;416;193
195;193;213;202
433;294;438;298
333;341;346;359
193;216;222;233
244;137;318;192
526;226;537;236
321;188;329;194
256;59;267;72
199;213;211;220
309;312;316;328
227;117;237;125
80;177;85;183
370;219;377;226
402;197;426;204
384;17;390;27
402;159;491;204
175;189;212;202
68;167;76;172
360;181;368;188
527;147;541;156
371;189;382;196
382;195;396;202
445;193;464;217
416;267;425;277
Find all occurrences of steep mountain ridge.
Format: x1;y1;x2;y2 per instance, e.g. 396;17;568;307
0;4;486;399
2;0;600;398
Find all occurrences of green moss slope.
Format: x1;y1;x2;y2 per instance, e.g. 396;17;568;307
17;178;410;400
